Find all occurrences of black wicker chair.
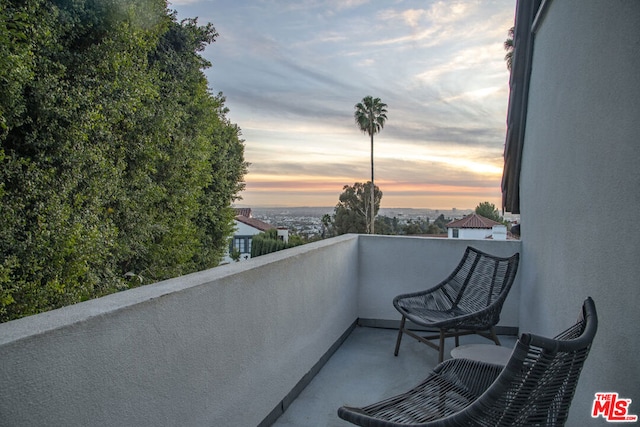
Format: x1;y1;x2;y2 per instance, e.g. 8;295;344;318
338;297;598;426
394;247;520;362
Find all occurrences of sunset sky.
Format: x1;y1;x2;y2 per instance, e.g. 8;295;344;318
170;0;516;209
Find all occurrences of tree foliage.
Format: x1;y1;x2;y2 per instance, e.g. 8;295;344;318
402;218;429;235
375;216;401;235
431;214;451;233
504;26;514;71
375;215;449;235
333;182;382;235
0;0;247;322
475;202;503;223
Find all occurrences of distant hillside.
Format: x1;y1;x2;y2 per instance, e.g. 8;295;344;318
248;207;474;220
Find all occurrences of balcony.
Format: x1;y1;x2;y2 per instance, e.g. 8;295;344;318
272;325;518;426
0;235;521;426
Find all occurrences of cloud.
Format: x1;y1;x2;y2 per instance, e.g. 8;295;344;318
371;2;476;47
439;86;504;103
402;9;427;28
377;2;473;27
172;0;515;208
425;1;473;24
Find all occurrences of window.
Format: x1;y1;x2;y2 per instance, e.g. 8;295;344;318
232;236;252;254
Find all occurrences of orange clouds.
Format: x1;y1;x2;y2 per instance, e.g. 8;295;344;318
240;177;502;209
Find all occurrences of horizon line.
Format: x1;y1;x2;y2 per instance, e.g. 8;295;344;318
233;204;479;211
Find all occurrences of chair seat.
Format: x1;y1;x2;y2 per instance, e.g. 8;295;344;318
400;306;468;327
400;306;495;331
338;358;503;425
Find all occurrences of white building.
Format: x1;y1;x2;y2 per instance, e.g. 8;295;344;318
224;209;288;262
446;213;507;240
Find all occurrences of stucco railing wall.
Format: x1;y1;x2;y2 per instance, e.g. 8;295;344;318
0;235;521;426
0;234;359;427
357;236;522;332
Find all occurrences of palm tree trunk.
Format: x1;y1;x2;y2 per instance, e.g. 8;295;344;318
370;131;375;234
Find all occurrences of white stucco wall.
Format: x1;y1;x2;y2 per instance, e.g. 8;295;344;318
276;227;289;243
518;1;640;423
357;236;521;330
449;228;490;239
0;235;359;427
459;228;491;240
447;227;507;240
0;234;523;426
234;219;264;236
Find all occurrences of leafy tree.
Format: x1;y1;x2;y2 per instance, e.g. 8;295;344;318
333;182;382;235
376;215;402;235
287;233;306;246
504;26;514;71
475;202;503;223
404;218;430;235
354;96;387;234
321;214;333;238
426;223;443;234
0;0;246;322
432;214;450;234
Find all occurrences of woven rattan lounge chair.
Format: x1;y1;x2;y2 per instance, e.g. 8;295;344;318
394;246;520;362
338;297;598;426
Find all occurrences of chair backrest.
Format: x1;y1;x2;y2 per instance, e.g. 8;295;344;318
461;297;598;426
443;246;519;315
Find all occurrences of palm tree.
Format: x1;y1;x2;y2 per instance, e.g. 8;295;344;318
504;26;514;71
354;96;387;234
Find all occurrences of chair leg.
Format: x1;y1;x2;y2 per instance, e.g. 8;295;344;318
490;327;501;345
438;330;445;363
394;316;406;356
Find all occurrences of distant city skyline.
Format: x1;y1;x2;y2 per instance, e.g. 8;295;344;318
170;0;515;209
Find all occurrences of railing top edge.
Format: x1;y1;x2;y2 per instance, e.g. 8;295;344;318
0;235;518;344
0;234;360;344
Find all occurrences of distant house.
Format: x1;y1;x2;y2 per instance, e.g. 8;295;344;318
224;209;288;262
445;213;507;240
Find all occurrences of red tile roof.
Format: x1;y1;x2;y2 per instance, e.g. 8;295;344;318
234;208;252;218
446;213;502;229
235;215;274;232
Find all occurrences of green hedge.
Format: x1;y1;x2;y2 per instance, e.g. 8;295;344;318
0;0;247;322
250;229;294;258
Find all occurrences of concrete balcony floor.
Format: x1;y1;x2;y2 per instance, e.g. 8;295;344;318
273;326;518;427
